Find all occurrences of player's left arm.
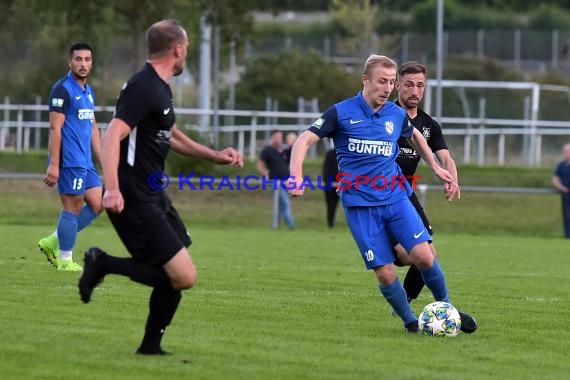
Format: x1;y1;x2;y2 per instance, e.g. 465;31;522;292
170;125;243;167
91;117;102;168
288;130;321;196
408;128;453;184
428;120;460;201
435;149;460;201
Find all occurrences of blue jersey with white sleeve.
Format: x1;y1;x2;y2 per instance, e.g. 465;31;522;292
308;92;413;206
48;72;96;168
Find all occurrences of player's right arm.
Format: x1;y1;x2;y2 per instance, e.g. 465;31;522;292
289;107;338;196
256;155;269;177
44;84;70;187
44;112;65;187
552;174;569;193
288;131;321;196
100;118;131;213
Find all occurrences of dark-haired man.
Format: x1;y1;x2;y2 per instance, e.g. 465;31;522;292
78;20;243;355
39;42;103;271
257;130;297;230
392;61;477;333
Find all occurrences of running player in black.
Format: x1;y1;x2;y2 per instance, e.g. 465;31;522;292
393;61;476;333
322;146;339;228
78;19;243;355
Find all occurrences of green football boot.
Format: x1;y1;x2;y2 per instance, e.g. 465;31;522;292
38;235;60;268
57;259;83;272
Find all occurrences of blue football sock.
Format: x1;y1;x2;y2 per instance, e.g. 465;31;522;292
57;210;78;251
77;205;98;232
419;259;449;302
379;278;417;325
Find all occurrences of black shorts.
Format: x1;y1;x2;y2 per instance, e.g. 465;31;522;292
107;192;192;267
391;192;433;266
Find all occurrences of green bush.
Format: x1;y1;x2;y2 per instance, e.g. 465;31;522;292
235;50;361;111
438;56;527;119
444;56;525;81
253;20;342;38
528;4;570;31
410;0;526;32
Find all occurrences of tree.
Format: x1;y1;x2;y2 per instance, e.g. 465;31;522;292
0;0;257;103
330;0;379;57
235;51;361;111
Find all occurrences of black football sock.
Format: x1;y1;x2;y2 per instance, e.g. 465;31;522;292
137;287;182;354
99;255;171;289
403;265;425;302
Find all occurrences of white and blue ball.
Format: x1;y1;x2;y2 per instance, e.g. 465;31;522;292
418;301;462;337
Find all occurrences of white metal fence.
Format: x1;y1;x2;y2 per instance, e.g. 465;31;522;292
1;80;570;166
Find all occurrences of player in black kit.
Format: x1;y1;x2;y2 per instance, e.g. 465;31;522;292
78;19;243;354
392;62;476;333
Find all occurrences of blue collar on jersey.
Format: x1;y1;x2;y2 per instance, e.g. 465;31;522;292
66;71;88;93
356;91;396;118
356;92;374;117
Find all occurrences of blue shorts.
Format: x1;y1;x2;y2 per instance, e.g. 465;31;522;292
58;167;101;195
344;197;431;269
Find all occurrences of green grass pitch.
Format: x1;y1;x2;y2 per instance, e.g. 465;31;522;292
1;224;569;380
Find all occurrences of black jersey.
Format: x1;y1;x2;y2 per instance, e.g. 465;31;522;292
394;100;448;177
114;62;175;203
260;146;289;179
322;148;338;186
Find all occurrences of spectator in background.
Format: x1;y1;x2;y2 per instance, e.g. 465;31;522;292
322;146;339;228
552;143;570;238
257;130;296;230
282;131;298;165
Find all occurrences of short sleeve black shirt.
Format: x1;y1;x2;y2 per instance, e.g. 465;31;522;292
260;146;290;179
395;101;448;176
114;63;175;203
322;148;338;187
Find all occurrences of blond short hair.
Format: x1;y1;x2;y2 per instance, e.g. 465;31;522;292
363;54;397;77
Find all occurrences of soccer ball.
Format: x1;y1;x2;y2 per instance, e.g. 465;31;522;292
418;301;462;337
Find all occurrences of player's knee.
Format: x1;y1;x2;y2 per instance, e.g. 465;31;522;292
62;198;83;214
409;242;434;269
84;195;104;215
394;245;413;266
412;252;434;269
429;243;437;258
398;254;413;266
373;264;397;285
172;268;197;290
91;202;104;215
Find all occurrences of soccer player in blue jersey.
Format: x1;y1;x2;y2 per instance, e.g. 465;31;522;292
288;54;476;333
38;43;103;271
552;143;570;238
